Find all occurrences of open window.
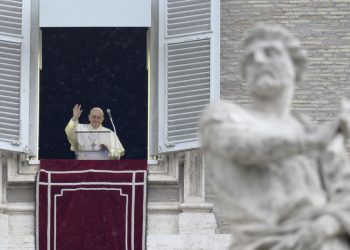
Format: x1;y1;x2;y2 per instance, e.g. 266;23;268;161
0;0;220;160
38;0;151;160
39;27;148;159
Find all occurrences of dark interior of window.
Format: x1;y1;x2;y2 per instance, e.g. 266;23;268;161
39;27;148;159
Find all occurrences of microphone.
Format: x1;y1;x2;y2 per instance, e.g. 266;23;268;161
106;108;115;129
106;108;118;159
107;108;112;118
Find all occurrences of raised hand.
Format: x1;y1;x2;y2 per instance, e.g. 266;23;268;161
72;104;83;121
99;144;109;152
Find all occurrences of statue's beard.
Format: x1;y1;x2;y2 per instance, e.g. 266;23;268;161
250;72;282;99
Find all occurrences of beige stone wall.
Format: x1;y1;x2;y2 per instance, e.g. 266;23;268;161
220;0;350;122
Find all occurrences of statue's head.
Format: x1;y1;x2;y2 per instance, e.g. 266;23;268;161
241;25;307;100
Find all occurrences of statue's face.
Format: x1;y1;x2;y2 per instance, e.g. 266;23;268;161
244;39;296;99
88;109;104;129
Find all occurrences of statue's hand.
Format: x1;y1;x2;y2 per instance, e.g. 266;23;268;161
294;215;341;250
338;98;350;139
304;99;350;151
271;215;341;250
303;104;350;152
302;123;337;153
294;225;325;250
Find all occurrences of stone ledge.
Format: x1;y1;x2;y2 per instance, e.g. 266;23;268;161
6;157;180;185
0;202;35;214
147;202;180;212
147;234;232;250
180;202;213;212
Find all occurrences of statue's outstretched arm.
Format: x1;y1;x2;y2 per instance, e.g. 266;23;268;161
200;102;340;166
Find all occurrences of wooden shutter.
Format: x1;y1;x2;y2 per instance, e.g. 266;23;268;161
0;0;31;152
158;0;220;153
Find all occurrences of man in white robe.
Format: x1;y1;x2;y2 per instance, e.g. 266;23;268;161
65;104;125;159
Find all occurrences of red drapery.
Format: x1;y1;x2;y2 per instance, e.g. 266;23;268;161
37;160;147;250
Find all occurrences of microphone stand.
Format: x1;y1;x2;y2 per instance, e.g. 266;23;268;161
107;109;119;159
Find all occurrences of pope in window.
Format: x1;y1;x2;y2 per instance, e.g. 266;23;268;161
65;104;125;160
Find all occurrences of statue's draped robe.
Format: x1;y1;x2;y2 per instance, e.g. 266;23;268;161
200;101;350;250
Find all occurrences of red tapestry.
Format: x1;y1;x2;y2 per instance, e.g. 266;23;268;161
36;160;147;250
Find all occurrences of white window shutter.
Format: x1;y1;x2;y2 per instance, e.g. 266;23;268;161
0;0;31;153
158;0;220;153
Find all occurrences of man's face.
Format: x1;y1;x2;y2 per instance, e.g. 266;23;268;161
88;109;104;129
244;39;296;99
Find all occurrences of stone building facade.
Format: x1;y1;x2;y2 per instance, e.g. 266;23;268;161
220;0;350;121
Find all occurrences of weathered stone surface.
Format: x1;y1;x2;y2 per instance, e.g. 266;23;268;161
147;234;232;250
220;0;350;123
179;212;217;234
0;213;9;250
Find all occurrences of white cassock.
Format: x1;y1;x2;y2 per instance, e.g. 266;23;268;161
65;119;125;159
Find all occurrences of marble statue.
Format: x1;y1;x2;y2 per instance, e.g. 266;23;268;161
200;25;350;250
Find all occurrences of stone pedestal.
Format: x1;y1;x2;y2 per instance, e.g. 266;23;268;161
179;150;217;234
